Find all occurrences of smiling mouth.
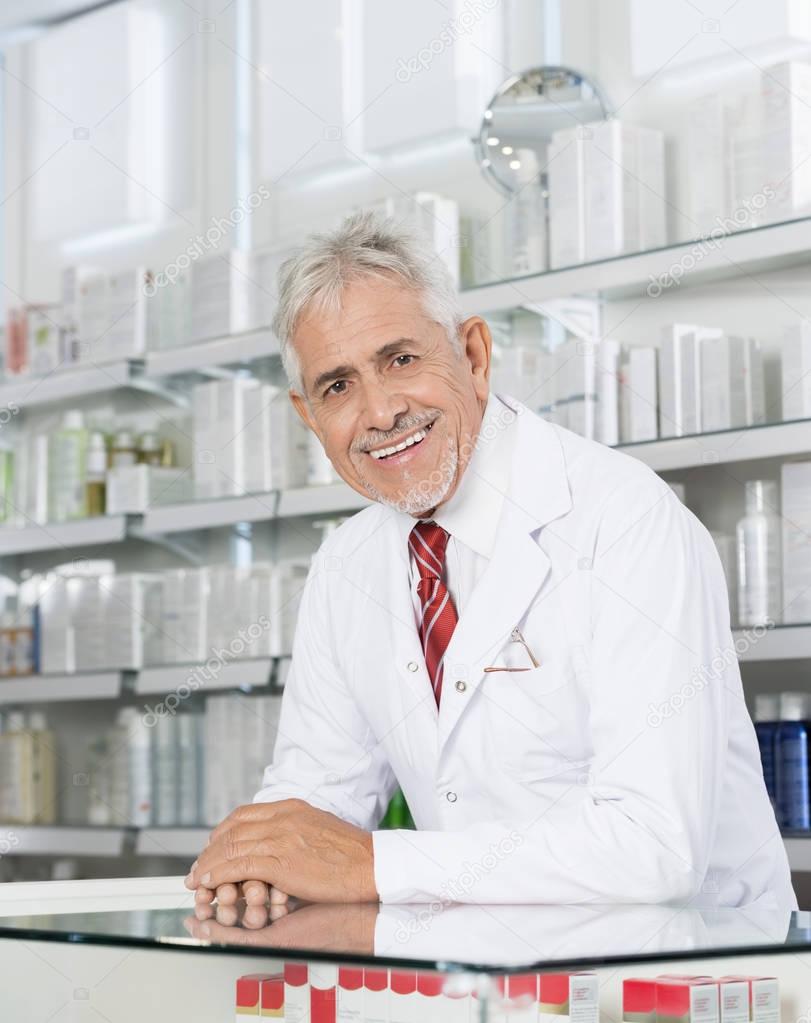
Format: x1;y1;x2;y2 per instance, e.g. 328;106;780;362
367;421;435;460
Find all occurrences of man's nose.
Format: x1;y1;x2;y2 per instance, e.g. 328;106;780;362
361;377;408;433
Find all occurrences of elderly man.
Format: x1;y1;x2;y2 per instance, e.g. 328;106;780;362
185;211;794;911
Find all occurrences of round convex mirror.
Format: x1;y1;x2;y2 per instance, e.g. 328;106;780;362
475;66;612;197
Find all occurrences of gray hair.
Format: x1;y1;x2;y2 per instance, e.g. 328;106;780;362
272;209;464;393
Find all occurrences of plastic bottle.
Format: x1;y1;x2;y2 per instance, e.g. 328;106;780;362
137;431;162;466
736;480;782;626
775;691;811;831
754;694;779;807
115;707;152;827
110;430;138;468
85;431;108;517
48;410;89;522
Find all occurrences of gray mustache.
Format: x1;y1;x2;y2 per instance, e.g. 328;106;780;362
356;411;440;453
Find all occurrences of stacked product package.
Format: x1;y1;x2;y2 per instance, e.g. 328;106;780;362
548;119;667;269
689;60;811;234
490;319;769;447
622;973;778;1023
190;377;339;499
83;694;283;829
25;560;307;674
235;967;599;1022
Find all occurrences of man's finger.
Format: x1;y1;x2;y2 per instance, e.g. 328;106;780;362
243;880;269;906
194;885;215;905
194;838;278;884
269;887;289;906
214;882;241;906
199;857;276;892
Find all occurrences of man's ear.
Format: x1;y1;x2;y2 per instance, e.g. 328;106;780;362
459;316;492;401
289;389;321;441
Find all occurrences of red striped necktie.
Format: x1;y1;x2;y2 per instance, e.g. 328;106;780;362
408;520;459;707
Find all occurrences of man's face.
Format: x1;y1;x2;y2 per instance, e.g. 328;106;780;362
289;277;491;517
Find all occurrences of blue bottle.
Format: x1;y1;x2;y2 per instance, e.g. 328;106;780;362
775;692;811;832
754;693;779;808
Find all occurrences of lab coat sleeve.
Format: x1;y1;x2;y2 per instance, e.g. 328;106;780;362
373;473;736;903
253;553;398;830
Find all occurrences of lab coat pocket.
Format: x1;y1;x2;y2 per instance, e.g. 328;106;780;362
482;659;590;782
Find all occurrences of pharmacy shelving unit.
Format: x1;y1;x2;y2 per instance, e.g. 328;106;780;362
0;672;125;704
458;215;811;313
5;215;811;880
0;359;142;409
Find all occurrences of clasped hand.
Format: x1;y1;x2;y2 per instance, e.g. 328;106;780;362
184;798;378;907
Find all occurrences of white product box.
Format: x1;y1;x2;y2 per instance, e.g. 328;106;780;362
718;977;778;1023
620;345;658;443
556;339;597;440
539;972;599;1023
700;335;765;432
373;193;460;288
242;384;310;494
583;120;666;262
781;322;811;420
176;712;203;826
492;345;539;411
151;712;177;826
39;575;77;674
284;963;309;1023
189;255;233;343
363;968;388;1023
781;460;811;623
504;156;547;277
26;306;65;376
192;379;255;499
307;431;340;486
548;127;587;269
106;464;193;514
267;561;309;657
72;576;107;672
77;268;154;363
762;62;811;221
162;568;210;663
101;573;155;670
597;339;622;446
659;324;722;437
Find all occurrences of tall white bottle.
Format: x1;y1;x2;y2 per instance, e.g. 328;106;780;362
736;480;782;626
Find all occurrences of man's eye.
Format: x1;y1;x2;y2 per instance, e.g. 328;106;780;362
325;380;347;397
394;354;414;366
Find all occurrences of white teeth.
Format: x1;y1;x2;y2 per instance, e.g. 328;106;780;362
369;426;429;459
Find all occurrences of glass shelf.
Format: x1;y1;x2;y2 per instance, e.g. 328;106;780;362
462;213;811;311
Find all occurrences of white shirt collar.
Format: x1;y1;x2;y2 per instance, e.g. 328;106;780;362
392;391;516;560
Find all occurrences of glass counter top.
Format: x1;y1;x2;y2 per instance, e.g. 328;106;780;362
0;880;805;974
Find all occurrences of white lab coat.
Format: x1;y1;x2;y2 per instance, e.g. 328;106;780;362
255;393;796;909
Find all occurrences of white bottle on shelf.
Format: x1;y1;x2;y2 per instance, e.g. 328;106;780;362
736;480;782;627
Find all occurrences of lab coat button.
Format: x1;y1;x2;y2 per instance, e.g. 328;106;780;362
446;791;458;803
455;680;467;692
406;661;419;672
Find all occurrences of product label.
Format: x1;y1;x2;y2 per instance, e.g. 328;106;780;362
690;984;720;1023
720;982;748;1023
751;979;779;1023
570;975;599;1023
